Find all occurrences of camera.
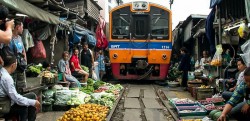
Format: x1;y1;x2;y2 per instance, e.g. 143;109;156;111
0;5;9;30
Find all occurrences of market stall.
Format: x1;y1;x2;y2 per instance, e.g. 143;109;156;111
40;78;124;120
169;95;225;121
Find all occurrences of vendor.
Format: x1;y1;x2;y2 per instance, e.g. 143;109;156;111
178;47;191;90
199;50;211;70
58;51;81;88
222;58;247;101
70;48;89;83
218;67;250;121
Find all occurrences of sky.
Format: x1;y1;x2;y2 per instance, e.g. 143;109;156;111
122;0;212;29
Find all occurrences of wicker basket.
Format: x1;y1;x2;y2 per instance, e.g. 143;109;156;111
168;81;180;87
194;72;203;76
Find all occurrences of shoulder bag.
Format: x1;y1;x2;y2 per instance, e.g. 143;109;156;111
0;73;11;114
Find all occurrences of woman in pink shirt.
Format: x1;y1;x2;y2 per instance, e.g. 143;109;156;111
70;48;89;83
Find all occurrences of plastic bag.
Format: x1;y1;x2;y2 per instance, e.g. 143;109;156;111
238;22;250;39
92;70;98;80
210;45;223;66
54;90;71;105
43;89;55;99
30;40;46;59
240;51;250;67
195;60;200;68
241;39;250;53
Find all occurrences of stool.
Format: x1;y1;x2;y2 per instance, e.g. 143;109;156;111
71;73;83;81
57;81;70;87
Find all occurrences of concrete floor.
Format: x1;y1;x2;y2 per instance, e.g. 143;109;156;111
36;111;65;121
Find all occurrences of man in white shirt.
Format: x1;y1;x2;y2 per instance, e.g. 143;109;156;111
0;50;40;121
222;58;247;101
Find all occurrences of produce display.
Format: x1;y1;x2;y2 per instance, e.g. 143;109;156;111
171;98;196;105
197;100;212;105
90;92;115;109
177;107;207;117
209;110;220;118
42;89;55;105
182;119;202;121
81;65;89;73
80;78;95;94
42;76;124;120
203;104;224;111
57;104;109;121
206;97;224;103
210;59;222;66
26;64;43;77
198;85;211;88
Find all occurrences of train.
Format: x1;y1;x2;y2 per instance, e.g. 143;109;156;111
108;1;172;80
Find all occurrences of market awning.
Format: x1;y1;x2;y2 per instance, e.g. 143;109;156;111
0;0;63;24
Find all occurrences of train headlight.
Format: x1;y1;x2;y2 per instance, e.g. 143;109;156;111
132;1;148;10
113;53;118;59
162;54;167;60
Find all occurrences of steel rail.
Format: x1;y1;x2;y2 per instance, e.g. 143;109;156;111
153;85;179;121
106;84;127;121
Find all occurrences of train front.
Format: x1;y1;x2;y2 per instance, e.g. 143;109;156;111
109;1;172;80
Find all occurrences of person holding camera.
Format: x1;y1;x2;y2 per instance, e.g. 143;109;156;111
0;5;14;66
0;5;14;44
0;50;40;121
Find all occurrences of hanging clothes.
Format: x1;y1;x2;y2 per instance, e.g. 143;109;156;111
22;29;34;51
210;0;223;8
38;25;51;40
205;8;216;55
96;17;108;49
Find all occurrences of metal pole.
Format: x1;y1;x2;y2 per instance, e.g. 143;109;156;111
218;6;222;78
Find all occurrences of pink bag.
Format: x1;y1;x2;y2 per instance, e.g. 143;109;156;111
31;40;46;59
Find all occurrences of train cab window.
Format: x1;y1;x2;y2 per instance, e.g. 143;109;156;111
111;6;131;39
150;7;169;40
151;16;168;36
112;15;130;36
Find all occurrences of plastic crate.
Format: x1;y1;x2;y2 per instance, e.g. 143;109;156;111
174;103;200;106
176;105;200;110
52;105;71;111
42;104;53;112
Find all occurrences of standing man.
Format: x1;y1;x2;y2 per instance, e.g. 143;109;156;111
218;67;250;121
0;51;40;121
9;19;26;61
178;47;191;90
9;19;27;91
81;41;94;77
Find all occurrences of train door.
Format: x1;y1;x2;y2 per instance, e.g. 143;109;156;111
131;15;150;40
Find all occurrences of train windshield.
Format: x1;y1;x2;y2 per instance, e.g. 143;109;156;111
112;14;130;36
112;7;130;38
150;7;169;39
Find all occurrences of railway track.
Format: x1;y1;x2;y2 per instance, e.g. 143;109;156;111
106;83;179;121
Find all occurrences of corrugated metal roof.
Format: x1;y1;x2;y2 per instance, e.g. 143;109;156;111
219;0;246;20
180;14;207;28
